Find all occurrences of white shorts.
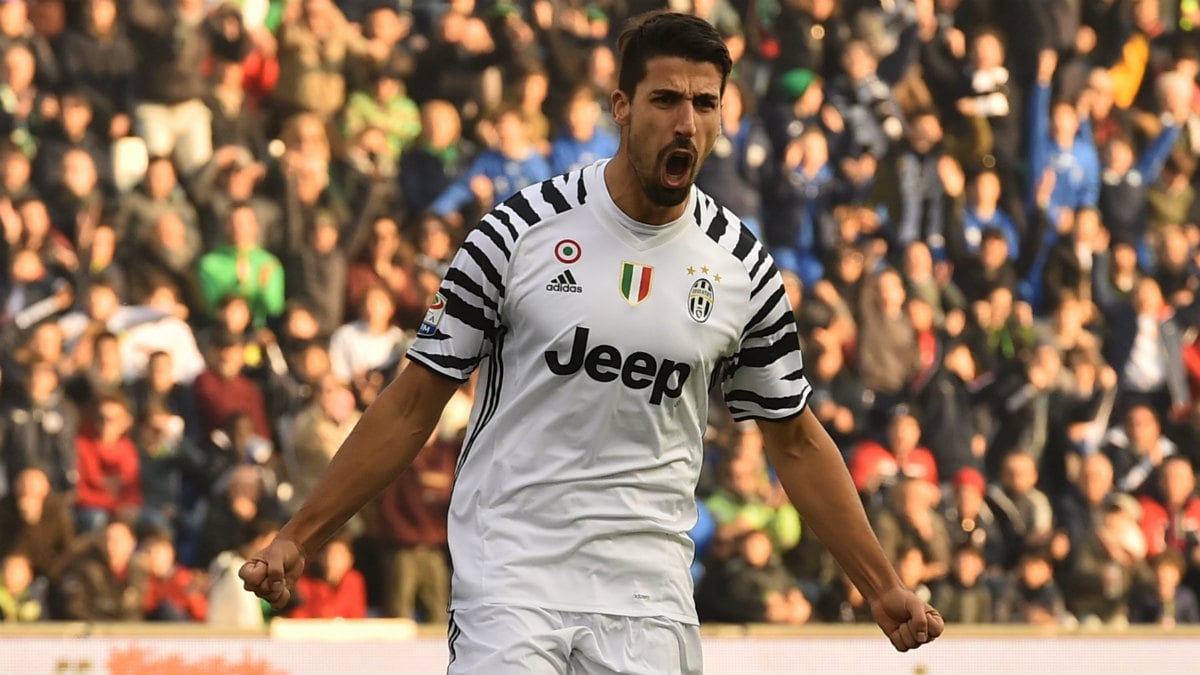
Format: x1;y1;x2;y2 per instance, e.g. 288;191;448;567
446;605;703;675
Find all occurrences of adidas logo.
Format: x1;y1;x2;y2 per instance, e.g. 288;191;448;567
546;269;584;293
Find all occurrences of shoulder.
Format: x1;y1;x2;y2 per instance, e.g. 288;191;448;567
472;170;591;250
690;189;772;276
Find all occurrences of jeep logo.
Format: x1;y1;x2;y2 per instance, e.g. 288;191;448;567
544;326;691;404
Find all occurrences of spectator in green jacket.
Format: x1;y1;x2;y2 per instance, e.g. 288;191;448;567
197;204;284;327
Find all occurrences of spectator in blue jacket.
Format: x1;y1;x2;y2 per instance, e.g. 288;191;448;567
695;80;772;238
962;169;1020;261
765;126;836;288
428;107;553;223
547;86;617;176
1028;50;1101;226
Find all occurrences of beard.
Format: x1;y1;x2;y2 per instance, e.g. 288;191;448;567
633;138;699;208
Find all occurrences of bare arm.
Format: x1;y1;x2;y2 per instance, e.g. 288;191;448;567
758;408;944;650
240;361;460;607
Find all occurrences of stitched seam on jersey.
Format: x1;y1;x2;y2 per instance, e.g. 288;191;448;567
457;327;506;474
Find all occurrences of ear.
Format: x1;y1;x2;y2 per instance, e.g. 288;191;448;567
611;89;630;128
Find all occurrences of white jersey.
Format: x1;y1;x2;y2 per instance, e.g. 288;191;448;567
407;160;811;624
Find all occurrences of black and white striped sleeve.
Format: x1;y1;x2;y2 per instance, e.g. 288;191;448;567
407;213;515;382
722;249;812;421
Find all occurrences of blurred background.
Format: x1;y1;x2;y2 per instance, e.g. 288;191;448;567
0;0;1198;661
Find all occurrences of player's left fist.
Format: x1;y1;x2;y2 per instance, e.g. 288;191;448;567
869;586;945;652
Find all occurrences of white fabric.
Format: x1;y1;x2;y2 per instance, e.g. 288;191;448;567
408;161;810;624
446;605;703;675
328;320;407;382
1122;315;1166;392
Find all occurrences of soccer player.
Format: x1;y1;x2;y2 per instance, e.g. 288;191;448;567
240;11;943;673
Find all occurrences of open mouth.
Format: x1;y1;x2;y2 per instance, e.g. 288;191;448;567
662;150;694;188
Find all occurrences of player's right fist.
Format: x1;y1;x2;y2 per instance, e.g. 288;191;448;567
239;534;306;610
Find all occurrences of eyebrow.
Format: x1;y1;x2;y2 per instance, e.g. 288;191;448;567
648;88;720;104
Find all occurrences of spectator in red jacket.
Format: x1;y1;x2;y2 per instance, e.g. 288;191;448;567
1138;456;1200;561
288;535;366;619
140;527;207;621
376;430;456;624
848;408;939;497
74;393;141;533
191;327;271;440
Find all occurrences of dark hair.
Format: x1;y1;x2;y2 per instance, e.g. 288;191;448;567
615;11;732;97
972;24;1007;49
1152;548;1187;573
1165;145;1197;178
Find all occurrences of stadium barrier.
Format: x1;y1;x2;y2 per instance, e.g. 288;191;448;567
2;622;1199;675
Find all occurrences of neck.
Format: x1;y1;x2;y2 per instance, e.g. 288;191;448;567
604;150;686;225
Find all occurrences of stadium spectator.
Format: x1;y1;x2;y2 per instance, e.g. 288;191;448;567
941;467;1006;570
0;43;52;159
855;269;919;401
765;126;836;287
931;543;993;623
126;350;201;442
197;205;285;328
0;466;74;577
272;0;381;120
399;99;470;217
281;210;346;338
848;410;938;496
697;529;814;624
1103;405;1180;495
1128;549;1200;626
376;421;455;624
1136;455;1200;561
288;535;366;619
993;547;1070;625
706;425;802;555
0;361;78;493
139;527;207;621
428;106;553;224
73;392;141;532
53;518;146;621
206;517;276;627
693;80;768;235
915;341;985;479
195;463;281;570
548;84;619;177
344;215;426;333
286;375;359;512
133;401;206;537
1058;452;1146;625
54;0;137;140
987;452;1055;568
125;0;234;176
112;155;198;249
872;478;952;584
191;328;271;441
0;551;46;621
806;340;868;450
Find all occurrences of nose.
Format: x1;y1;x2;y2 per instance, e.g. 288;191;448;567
675;101;698;138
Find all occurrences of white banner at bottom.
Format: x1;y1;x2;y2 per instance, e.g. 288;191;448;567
2;634;1199;675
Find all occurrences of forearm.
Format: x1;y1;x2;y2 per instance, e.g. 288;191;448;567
280;363;459;556
760;409;901;603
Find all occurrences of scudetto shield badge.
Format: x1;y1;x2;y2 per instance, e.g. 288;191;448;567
687;278;715;323
620;262;653;305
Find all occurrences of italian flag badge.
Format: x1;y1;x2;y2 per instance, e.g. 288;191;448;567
619;262;653;306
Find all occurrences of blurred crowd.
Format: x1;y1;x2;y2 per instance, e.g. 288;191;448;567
0;0;1199;630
